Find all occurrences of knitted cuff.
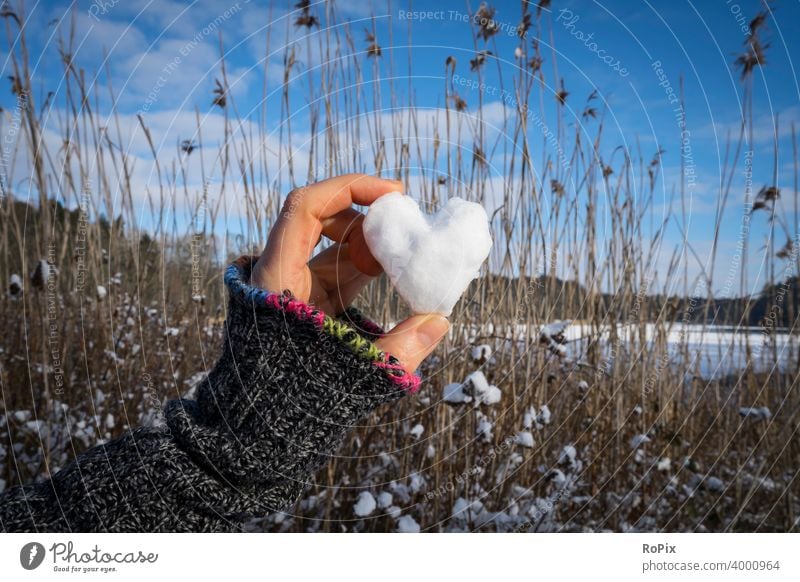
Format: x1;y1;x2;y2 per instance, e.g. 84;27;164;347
225;255;419;392
164;255;420;492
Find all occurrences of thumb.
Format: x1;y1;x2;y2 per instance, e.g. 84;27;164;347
375;314;450;374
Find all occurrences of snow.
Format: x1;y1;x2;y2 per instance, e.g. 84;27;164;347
559;445;577;465
452;497;470;519
443;371;500;406
409;423;424;439
452;498;484;521
464;371;501;405
657;457;672;472
523;406;536;429
703;476;725;492
443;382;471;404
32;259;52;284
746;475;777;492
300;495;318;512
514;431;535;448
476;413;494;442
396;514;421;533
541;320;572;338
451;497;496;527
13;410;31;423
630;434;651;449
468;321;794;378
353;491;377;517
104;349;124;364
96;285;107;300
362;192;492;315
376;491;393;509
523;404;552;429
478;384;501;405
409;472;426;494
567;322;795;377
24;420;43;432
537;405;552;426
385;505;402;519
739;406;772;420
470;344;492;361
9;273;22;296
389;481;411;503
548;469;567;487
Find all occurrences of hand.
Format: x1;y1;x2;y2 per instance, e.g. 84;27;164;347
251;174;449;373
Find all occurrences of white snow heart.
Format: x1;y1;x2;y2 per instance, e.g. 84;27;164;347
363;192;492;315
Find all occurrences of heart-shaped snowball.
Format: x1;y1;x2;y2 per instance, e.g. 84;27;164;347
363;192;492;315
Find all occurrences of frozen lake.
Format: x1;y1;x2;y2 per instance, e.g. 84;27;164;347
566;323;798;378
467;322;798;379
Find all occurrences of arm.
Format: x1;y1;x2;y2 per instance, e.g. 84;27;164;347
1;174;448;532
0;256;419;532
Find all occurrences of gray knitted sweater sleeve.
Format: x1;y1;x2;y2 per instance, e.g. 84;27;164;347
0;255;420;532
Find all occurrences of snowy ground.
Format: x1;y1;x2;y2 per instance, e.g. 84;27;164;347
1;317;796;532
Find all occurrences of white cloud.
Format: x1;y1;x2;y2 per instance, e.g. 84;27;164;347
694;105;800;145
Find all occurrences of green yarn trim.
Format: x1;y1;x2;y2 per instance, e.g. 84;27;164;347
323;316;384;360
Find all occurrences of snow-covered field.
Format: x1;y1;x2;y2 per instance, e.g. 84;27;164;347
1;310;797;532
240;321;798;533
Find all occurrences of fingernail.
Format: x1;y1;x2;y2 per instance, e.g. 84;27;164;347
416;314;450;348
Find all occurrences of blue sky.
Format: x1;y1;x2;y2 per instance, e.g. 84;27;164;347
2;0;799;297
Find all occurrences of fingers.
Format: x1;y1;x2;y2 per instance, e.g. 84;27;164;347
307;244;375;311
375;314;450;373
329;270;374;313
320;208;382;276
320;207;362;242
252;174;401;292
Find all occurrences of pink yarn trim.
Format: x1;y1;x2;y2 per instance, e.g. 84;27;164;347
374;361;422;394
285;297;326;327
263;291;420;393
358;317;386;338
266;293;325;327
265;294;282;309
